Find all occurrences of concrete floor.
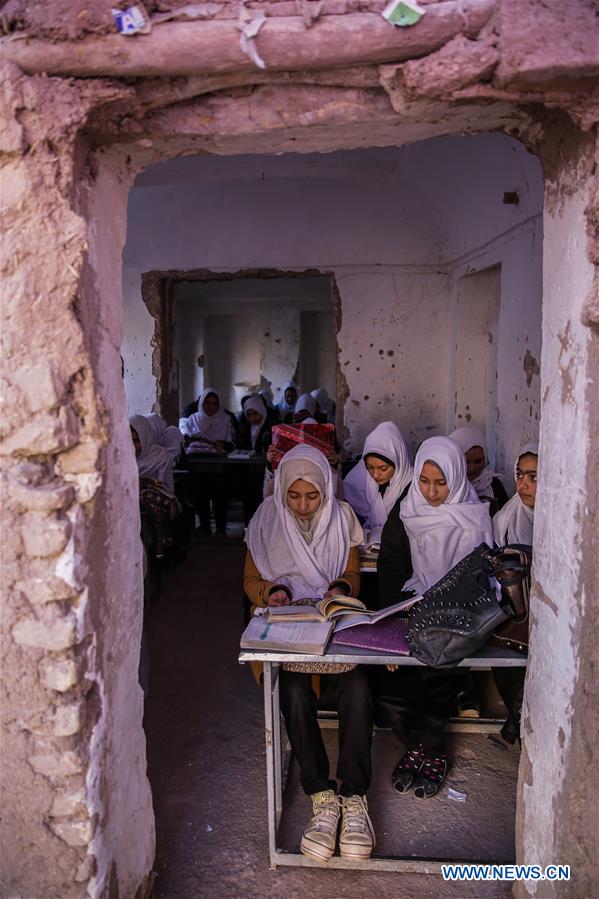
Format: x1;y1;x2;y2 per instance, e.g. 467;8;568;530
144;540;519;898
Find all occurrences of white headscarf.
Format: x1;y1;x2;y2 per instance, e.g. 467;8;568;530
492;442;538;546
276;380;298;416
246;445;363;599
400;436;493;594
244;394;267;450
294;393;317;419
130;414;175;497
449;425;501;499
311;388;335;422
343;422;413;530
147;412;183;464
180;388;234;444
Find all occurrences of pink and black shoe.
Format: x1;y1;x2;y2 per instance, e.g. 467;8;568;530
391;745;425;793
413;754;450;799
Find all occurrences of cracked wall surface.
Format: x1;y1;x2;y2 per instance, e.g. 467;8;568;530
1;1;598;896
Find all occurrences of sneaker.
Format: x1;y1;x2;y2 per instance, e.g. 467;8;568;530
300;789;340;861
457;690;480;718
339;795;375;860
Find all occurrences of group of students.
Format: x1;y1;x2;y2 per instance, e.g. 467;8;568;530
177;382;335;533
128;381;336;547
243;422;537;862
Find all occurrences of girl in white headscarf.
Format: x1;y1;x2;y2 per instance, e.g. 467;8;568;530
245;445;362;601
244;446;375;860
449;425;508;514
130;414;176;497
375;436;493;800
491;442;537;747
147;412;184;465
180;388;235;453
293;393;318;424
343;422;413;541
276;380;298;422
492;442;538;546
311;388;336;423
238;394;274;523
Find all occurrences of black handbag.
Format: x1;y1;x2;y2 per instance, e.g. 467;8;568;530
406;544;512;668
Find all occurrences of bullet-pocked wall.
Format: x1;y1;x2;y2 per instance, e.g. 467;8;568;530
122;133;543;475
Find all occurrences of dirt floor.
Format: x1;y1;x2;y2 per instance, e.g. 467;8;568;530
144;539;519;898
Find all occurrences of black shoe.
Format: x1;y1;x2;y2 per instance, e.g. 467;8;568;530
391;746;425;794
413;755;450;799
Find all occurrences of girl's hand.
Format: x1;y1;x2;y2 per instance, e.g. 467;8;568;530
267;590;290;607
266;445;277;465
324;447;339;466
386;664;399;672
215;440;227;455
323;587;345;599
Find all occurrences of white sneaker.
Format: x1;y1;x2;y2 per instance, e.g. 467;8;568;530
339;794;375;860
300;789;340;861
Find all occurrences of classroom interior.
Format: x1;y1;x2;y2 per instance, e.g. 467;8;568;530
123;132;543;895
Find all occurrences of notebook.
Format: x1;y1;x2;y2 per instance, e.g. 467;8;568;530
332;616;410;654
240;616;334;654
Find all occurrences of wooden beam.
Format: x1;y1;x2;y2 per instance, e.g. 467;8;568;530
1;1;494;79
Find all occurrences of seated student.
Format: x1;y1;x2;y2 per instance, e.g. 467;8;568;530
147;411;184;466
491;442;538;744
343;421;413;537
244;446;375;861
276;380;298;423
180;388;236;538
376;436;492;798
259;387;279;419
180;391;238;438
130;414;178;557
449;425;508;516
293;392;321;423
311;388;336;423
237;394;275;523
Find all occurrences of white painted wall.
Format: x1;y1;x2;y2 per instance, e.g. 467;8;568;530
122;133;543;468
173;276;334;412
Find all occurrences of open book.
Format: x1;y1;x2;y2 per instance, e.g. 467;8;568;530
265;594;421;633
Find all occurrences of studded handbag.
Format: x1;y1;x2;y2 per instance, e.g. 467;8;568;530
406;544;512;668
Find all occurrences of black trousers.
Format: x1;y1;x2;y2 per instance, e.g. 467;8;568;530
371;667;460;756
279;667;373;797
192;472;229;531
493;667;526;744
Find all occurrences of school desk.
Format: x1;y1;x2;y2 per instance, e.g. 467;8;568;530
238;643;527;873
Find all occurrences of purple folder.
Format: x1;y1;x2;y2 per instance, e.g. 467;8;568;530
332;617;410;654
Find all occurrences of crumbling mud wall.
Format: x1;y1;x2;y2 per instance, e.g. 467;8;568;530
0;1;598;896
0;65;155;899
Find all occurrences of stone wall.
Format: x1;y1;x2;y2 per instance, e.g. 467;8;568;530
0;64;154;899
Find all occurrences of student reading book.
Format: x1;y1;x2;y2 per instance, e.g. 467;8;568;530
243;445;375;863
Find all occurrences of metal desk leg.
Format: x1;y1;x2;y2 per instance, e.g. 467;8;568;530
263;661;283;868
272;665;283;822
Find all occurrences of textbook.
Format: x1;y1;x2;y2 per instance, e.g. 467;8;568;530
332;617;410;654
270;423;335;469
240;616;334;654
265;595;421;633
